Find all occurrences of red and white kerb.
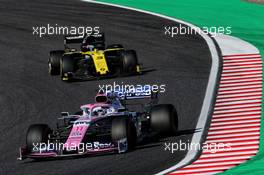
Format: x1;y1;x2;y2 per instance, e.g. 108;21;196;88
171;53;262;175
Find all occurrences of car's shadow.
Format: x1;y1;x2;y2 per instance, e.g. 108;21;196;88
21;128;199;163
64;67;156;83
133;128;200;150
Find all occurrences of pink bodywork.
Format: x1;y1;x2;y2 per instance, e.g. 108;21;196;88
64;117;90;150
64;93;112;150
18;93;123;160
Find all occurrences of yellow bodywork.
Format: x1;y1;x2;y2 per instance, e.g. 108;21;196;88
89;50;109;75
65;48;124;75
83;48;123;75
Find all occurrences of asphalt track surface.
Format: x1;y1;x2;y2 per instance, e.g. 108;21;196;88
0;0;211;174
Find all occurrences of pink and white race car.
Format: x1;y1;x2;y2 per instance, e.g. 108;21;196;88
18;87;178;160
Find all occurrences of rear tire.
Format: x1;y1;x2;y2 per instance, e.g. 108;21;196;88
111;117;137;150
49;50;64;75
150;104;178;135
60;55;74;78
26;124;51;151
121;50;138;74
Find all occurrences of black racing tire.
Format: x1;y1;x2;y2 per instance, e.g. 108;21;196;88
121;50;138;73
106;44;124;49
49;50;64;75
26;124;51;151
150;104;178;135
111;117;137;151
60;55;74;78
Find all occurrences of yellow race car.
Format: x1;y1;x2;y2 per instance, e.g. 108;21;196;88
48;33;141;81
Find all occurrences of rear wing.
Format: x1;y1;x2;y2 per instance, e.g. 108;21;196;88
64;33;105;49
64;35;84;45
64;33;104;44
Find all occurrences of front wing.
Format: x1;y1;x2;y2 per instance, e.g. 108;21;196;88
18;139;128;160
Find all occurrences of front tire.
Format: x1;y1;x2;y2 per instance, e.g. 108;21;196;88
49;50;64;75
60;55;74;79
26;124;51;151
121;50;138;74
150;104;178;135
111;117;137;151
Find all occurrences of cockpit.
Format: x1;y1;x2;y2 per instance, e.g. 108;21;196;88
81;105;116;119
81;34;105;52
91;106;113;117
